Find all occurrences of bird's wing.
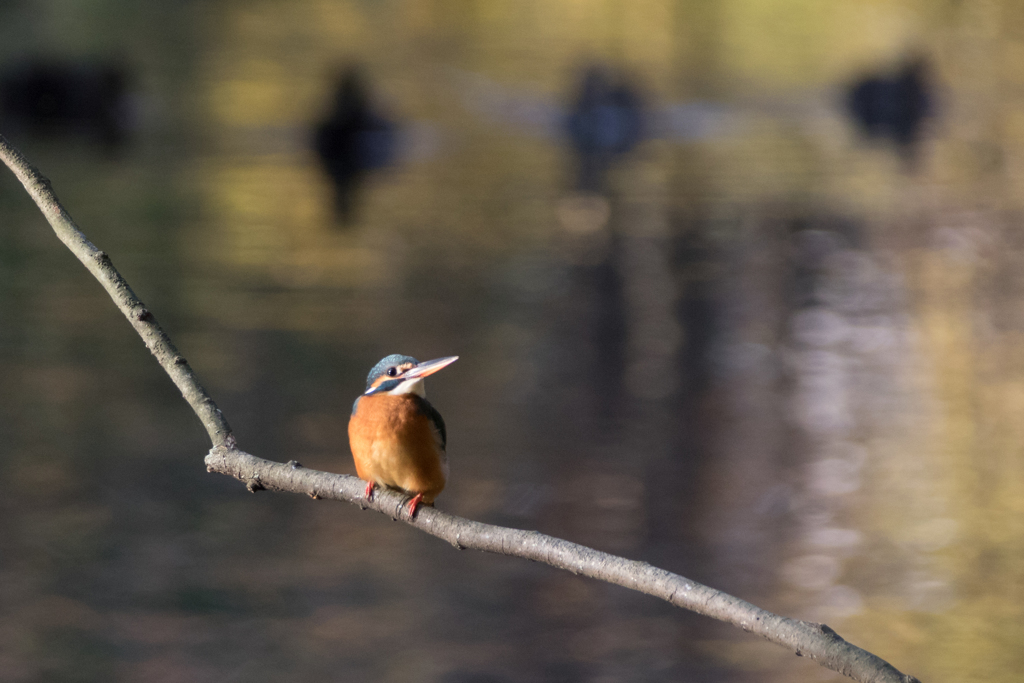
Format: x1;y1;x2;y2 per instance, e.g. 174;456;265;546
416;397;447;453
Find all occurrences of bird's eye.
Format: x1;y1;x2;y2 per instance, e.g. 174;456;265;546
386;367;398;377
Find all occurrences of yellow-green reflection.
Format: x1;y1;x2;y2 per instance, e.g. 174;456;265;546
3;0;1024;681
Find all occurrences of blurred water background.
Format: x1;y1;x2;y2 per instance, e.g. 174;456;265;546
1;2;1022;682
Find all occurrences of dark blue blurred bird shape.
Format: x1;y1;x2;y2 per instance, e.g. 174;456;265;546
564;64;646;193
0;58;132;152
314;66;397;224
451;63;735;154
846;56;934;169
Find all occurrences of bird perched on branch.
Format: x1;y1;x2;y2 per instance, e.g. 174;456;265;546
348;354;458;516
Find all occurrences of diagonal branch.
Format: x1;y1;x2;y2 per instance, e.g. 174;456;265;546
0;133;921;683
0;134;232;449
205;446;919;683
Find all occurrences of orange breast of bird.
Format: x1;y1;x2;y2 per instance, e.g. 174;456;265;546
348;394;448;503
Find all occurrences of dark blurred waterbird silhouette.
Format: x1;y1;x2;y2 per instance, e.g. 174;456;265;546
451;61;733;240
450;64;732;187
314;67;397;225
846;57;934;169
564;64;646;194
0;58;132;153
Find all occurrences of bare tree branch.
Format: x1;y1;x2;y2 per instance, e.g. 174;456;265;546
0;133;921;683
0;135;233;448
205;446;919;683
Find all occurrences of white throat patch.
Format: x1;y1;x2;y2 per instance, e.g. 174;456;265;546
390;377;426;397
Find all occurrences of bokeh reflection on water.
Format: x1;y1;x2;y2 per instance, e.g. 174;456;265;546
2;1;1024;682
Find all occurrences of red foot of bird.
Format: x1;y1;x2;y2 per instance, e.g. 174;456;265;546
364;480;375;501
407;493;424;517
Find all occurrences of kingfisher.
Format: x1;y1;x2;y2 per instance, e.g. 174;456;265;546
348;354;458;516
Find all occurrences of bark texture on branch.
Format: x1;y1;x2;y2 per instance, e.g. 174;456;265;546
205;446;919;683
1;132;921;683
0;134;233;448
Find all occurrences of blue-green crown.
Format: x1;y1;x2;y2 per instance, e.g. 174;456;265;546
365;354;418;390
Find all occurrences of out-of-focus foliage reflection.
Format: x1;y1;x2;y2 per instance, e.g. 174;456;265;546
2;1;1024;682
